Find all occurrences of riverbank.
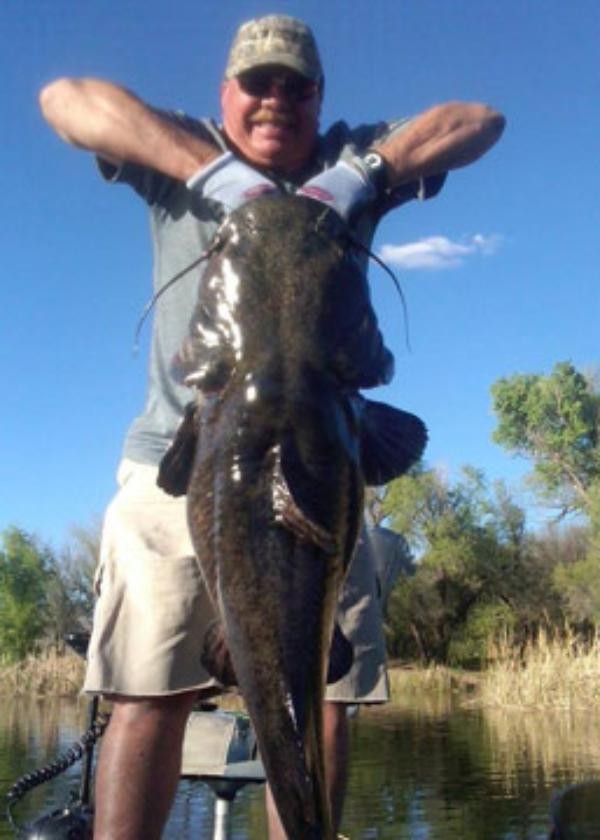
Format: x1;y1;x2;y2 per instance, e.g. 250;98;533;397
0;649;85;696
3;632;600;709
389;631;600;711
477;630;600;710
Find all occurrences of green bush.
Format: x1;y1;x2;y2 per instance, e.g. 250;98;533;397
447;601;516;668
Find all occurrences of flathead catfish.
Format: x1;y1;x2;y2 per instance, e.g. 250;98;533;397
159;193;425;839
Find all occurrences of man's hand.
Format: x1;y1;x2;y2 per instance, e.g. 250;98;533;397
296;160;376;221
187;152;279;211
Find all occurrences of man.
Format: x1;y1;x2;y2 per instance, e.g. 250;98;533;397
40;14;504;839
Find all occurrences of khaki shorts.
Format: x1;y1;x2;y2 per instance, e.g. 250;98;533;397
84;460;390;703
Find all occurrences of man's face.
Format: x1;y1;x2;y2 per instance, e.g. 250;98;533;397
221;65;321;173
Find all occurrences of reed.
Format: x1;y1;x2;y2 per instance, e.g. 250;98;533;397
0;649;86;696
387;662;479;716
5;630;600;712
479;628;600;710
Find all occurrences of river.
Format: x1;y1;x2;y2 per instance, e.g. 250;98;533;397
1;696;600;838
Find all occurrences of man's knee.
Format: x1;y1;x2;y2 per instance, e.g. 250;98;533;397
324;702;349;735
106;691;198;731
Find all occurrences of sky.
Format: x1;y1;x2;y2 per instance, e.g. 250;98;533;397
1;0;599;551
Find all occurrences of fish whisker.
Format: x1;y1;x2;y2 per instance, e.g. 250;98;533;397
347;234;411;353
133;242;221;355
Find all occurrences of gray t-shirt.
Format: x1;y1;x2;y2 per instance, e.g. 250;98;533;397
99;114;445;466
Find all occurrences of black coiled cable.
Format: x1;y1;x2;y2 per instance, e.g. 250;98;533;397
5;711;110;832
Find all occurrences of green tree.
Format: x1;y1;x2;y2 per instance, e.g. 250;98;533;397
491;361;600;517
492;361;600;625
43;520;100;649
381;467;534;665
550;485;600;626
447;600;515;667
0;527;51;661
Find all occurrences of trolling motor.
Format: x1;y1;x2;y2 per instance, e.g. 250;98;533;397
11;802;93;840
181;709;265;840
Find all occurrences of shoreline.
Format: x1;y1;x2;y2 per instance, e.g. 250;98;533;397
4;636;600;711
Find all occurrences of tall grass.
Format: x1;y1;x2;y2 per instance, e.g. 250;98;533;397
0;649;85;696
4;630;600;711
387;662;479;716
479;628;600;709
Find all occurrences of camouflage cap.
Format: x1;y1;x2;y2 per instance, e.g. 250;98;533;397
224;15;323;83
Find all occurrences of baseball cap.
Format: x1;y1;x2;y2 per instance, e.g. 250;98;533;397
224;15;323;83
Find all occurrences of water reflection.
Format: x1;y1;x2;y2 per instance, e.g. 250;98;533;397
484;707;600;791
342;705;600;840
0;698;89;839
2;698;600;839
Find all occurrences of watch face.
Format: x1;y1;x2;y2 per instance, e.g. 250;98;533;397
362;151;387;191
364;152;383;169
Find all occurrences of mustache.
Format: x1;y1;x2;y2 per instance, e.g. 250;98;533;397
250;109;296;128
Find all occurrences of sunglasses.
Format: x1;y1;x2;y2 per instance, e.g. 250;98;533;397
237;68;319;103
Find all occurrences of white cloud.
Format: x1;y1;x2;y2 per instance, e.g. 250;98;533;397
379;234;503;270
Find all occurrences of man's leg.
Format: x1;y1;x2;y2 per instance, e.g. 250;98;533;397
265;700;350;839
93;691;197;840
323;701;350;831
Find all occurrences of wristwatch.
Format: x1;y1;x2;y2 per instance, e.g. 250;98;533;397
359;149;389;195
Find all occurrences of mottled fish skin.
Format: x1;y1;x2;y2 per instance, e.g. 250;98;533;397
180;195;392;840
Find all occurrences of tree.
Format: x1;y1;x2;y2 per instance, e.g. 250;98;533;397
491;361;600;517
550;484;600;626
381;467;536;665
44;520;100;649
0;528;51;661
492;361;600;626
0;522;99;661
60;521;99;623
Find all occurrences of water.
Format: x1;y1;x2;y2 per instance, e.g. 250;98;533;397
2;696;600;839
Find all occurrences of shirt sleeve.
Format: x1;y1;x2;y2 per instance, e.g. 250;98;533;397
323;118;447;216
371;117;447;212
95;113;226;207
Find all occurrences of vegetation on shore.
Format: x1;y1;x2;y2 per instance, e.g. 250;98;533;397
387;630;600;711
0;648;85;697
4;630;600;713
478;629;600;710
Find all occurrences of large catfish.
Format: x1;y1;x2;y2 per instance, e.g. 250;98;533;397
158;194;426;839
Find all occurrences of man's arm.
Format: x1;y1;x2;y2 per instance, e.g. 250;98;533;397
297;100;504;220
375;101;505;187
39;77;220;179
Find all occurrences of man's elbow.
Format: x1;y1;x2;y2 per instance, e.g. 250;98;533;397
448;101;506;164
482;105;506;146
40;78;71;120
39;77;80;141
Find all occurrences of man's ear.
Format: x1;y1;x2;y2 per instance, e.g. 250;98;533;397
220;80;231;113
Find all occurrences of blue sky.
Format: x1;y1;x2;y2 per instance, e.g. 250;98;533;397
2;0;599;550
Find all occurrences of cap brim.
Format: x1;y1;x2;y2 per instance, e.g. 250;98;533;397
226;54;320;82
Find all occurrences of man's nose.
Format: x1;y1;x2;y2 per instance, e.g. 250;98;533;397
263;79;291;103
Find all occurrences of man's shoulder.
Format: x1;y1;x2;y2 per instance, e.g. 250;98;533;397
97;113;226;204
165;112;226;147
320;117;410;161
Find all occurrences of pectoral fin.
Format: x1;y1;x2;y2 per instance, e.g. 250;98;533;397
157;401;198;497
354;396;428;485
201;619;237;687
